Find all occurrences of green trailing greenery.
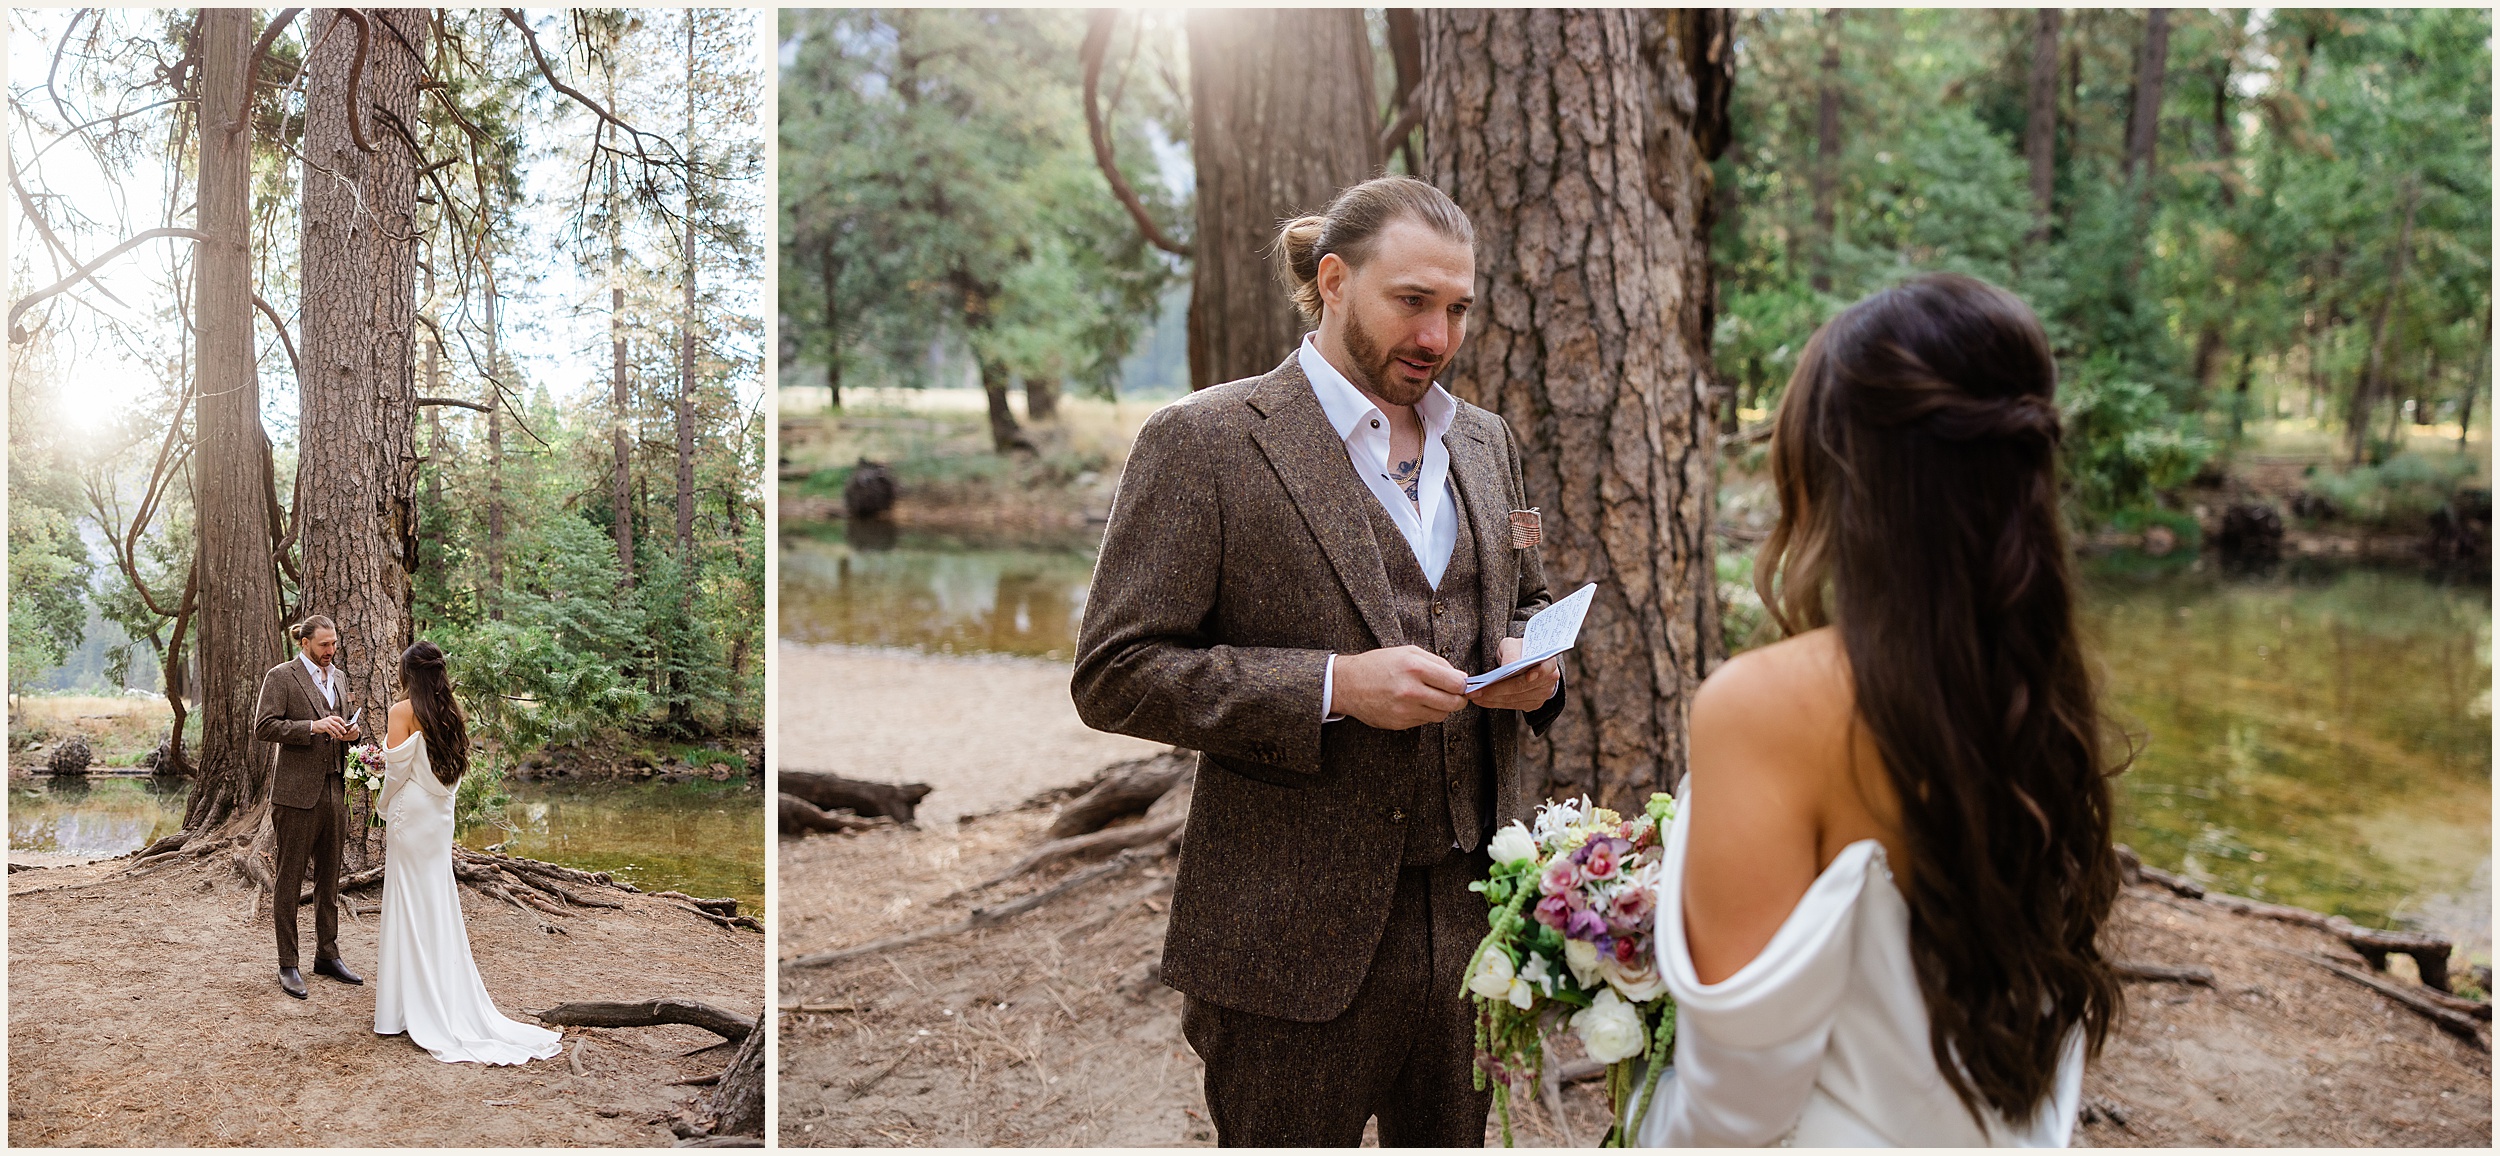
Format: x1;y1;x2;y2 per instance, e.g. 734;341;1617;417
1718;9;2490;523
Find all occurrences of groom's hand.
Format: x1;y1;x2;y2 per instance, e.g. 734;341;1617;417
1466;635;1560;712
313;715;347;739
1333;645;1468;730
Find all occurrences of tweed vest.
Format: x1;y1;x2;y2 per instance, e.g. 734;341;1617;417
1354;475;1490;866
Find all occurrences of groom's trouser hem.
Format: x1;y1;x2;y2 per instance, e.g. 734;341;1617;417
1181;850;1492;1147
272;776;345;969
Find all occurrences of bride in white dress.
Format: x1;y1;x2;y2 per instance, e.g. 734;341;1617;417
374;640;564;1066
1638;275;2122;1147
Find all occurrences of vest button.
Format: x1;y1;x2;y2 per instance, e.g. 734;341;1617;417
1431;601;1446;617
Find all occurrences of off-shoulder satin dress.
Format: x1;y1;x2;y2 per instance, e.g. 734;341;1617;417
1637;780;2083;1147
374;730;564;1066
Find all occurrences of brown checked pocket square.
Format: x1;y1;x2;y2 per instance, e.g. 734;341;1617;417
1508;508;1542;549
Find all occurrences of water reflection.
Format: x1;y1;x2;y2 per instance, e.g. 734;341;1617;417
778;525;2493;940
9;774;763;914
780;523;1098;658
2081;553;2490;932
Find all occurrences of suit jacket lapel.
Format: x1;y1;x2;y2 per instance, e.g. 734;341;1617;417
291;659;328;717
1442;412;1515;658
1243;358;1403;651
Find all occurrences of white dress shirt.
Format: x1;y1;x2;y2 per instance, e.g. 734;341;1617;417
299;652;338;710
1302;335;1460;721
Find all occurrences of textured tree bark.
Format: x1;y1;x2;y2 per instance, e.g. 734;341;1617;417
1421;8;1731;807
1023;375;1060;423
1182;9;1379;390
1811;10;1843;292
692;1015;766;1137
301;7;427;871
185;8;289;835
2026;9;2062;236
2123;9;2171;190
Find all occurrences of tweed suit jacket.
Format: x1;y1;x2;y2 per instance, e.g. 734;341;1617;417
254;659;349;811
1072;354;1566;1023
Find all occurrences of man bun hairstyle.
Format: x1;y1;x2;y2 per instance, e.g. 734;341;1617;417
1270;176;1474;323
289;614;337;643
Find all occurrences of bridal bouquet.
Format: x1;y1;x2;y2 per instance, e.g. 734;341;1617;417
1466;793;1677;1147
346;743;387;826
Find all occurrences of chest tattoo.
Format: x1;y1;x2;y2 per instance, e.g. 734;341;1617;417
1383;456;1423;506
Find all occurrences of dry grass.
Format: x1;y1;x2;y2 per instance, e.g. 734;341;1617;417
8;694;176;768
779;390;1163;530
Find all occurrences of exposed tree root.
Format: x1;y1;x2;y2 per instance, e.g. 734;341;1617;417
788;847;1163;969
781;769;931;824
2303;953;2491;1048
781;793;889;835
1045;751;1193;839
2117;960;2216;986
535;998;758;1042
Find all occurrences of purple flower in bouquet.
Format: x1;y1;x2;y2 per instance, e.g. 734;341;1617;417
1565;908;1608;942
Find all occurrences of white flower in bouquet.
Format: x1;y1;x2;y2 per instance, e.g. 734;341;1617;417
1598;954;1668;1002
1519;952;1561;998
1563;937;1603;986
1531;795;1587;844
1487;821;1538;866
1467;949;1535;1009
1572;988;1649;1064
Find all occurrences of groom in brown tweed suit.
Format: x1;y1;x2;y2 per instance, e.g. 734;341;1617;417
254;614;366;999
1073;177;1565;1146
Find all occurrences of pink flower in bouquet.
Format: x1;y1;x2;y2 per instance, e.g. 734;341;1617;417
1607;883;1656;931
1541;857;1583;895
1582;838;1624;881
1611;934;1644;965
1534;893;1573;931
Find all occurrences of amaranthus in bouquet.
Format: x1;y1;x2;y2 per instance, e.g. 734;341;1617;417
346;743;387;827
1465;793;1677;1146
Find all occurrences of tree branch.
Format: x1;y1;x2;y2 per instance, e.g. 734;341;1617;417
417;396;494;413
500;9;680;175
1080;10;1190;258
8;227;211;344
229;7;304;133
327;8;377;155
251;293;301;382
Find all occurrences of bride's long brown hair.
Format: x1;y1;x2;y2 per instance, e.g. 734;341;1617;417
1755;273;2123;1125
400;641;469;787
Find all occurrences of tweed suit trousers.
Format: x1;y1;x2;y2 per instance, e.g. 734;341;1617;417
272;775;346;968
1181;849;1494;1147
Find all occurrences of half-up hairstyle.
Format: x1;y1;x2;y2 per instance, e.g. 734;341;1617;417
1755;273;2123;1127
1269;175;1474;323
399;641;469;787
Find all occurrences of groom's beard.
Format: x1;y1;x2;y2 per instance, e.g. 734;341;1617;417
1342;308;1442;408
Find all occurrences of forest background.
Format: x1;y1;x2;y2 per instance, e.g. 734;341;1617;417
9;8;767;835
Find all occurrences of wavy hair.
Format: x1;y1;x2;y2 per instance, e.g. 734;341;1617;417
399;641;469;787
1755;273;2124;1126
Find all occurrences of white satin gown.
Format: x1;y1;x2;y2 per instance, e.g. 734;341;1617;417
1636;779;2082;1147
374;731;564;1065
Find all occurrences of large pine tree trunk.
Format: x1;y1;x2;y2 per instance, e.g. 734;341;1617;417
302;7;428;869
1811;10;1842;293
1182;9;1379;389
2123;9;2171;189
1422;8;1731;808
2026;9;2062;236
185;7;289;834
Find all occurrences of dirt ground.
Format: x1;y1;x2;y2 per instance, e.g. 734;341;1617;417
780;770;2491;1149
8;852;765;1146
775;644;1162;828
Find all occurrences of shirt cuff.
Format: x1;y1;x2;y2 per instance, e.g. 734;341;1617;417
1322;654;1345;723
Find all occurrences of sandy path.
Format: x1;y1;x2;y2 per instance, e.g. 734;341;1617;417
8;854;764;1146
775;643;1164;826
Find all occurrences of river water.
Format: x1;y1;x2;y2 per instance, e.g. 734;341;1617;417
782;523;2490;943
8;775;765;914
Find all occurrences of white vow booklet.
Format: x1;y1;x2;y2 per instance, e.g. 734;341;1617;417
1466;582;1596;691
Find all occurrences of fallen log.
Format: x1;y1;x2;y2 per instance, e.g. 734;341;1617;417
781;793;886;835
1047;752;1192;838
535;998;758;1042
980;784;1192;888
781;770;931;824
2331;922;2455;993
653;891;741;917
2305;954;2488;1048
2116;960;2215;986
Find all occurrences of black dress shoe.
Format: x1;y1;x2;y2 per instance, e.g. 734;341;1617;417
312;957;364;985
279;966;308;999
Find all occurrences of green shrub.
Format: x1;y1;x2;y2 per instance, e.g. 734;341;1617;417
2307;453;2479;526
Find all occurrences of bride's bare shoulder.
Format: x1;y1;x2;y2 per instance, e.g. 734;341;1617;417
1690;628;1854;779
